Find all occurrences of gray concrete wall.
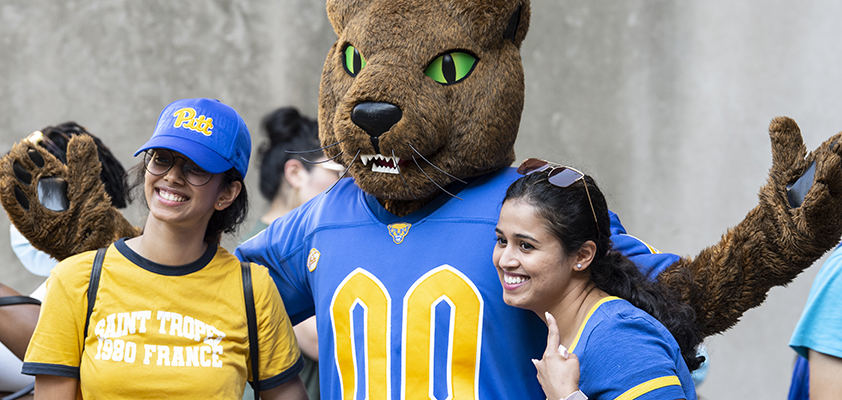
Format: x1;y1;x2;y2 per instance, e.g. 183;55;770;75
2;1;839;398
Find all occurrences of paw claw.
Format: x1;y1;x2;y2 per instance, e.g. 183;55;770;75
12;161;31;185
13;186;30;211
27;148;44;168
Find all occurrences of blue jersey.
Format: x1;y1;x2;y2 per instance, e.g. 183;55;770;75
237;168;682;400
571;297;697;400
787;355;809;400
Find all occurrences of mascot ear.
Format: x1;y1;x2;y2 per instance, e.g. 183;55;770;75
503;5;524;43
326;0;366;36
446;0;531;48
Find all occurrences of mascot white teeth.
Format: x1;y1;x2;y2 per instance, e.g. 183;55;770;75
360;155;403;174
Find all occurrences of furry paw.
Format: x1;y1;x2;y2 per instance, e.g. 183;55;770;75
662;118;842;338
9;143;70;213
763;116;842;262
793;128;842;248
0;135;139;260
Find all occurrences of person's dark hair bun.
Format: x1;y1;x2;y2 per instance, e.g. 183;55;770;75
257;107;320;201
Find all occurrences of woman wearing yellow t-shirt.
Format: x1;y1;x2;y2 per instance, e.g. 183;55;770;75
23;98;308;399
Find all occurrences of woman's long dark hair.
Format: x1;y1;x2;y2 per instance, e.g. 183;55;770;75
504;171;704;371
126;161;249;245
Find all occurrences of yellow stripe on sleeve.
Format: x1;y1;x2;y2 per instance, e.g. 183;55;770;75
614;376;682;400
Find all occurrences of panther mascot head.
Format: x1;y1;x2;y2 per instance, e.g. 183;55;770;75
318;0;530;216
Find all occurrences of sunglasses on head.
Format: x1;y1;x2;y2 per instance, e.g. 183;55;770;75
516;158;600;239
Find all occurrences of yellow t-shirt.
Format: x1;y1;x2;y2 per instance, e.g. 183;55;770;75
23;239;302;399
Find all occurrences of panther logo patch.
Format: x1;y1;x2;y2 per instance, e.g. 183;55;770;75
307;248;321;272
387;223;412;244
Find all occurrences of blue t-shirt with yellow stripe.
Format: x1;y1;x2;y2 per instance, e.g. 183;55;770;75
570;297;697;400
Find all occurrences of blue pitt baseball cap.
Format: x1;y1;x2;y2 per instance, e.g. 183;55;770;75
134;98;251;179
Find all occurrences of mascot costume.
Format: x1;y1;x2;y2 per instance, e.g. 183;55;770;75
4;0;842;398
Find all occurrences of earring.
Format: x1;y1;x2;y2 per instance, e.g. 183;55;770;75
218;203;222;207
576;263;582;269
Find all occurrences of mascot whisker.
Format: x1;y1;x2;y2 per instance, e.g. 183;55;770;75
392;149;418;200
406;141;468;185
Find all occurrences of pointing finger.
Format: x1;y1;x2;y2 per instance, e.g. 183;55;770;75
545;311;560;355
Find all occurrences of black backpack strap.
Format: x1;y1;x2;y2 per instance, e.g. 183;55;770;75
0;296;41;306
242;261;261;399
83;248;107;342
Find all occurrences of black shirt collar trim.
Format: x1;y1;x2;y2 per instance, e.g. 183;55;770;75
114;237;217;276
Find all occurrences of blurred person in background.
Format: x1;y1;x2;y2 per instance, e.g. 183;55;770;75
242;107;342;400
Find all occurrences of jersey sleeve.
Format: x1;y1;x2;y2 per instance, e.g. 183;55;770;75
790;244;842;359
248;263;304;390
609;210;681;281
22;253;95;379
236;206;315;325
582;316;689;400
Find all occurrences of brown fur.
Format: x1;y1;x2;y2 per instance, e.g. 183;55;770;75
3;0;842;341
659;117;842;336
0;136;141;260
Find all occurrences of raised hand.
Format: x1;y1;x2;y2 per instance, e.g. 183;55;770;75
659;117;842;337
0;135;140;260
764;116;842;261
532;311;581;400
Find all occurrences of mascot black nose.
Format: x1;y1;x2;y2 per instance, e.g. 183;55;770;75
351;101;402;154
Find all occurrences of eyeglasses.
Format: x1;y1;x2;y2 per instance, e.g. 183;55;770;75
516;158;600;239
143;149;214;186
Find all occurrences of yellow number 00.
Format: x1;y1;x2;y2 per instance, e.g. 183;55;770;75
330;266;483;400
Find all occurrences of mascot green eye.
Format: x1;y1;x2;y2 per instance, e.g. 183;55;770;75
424;51;477;85
343;45;366;77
